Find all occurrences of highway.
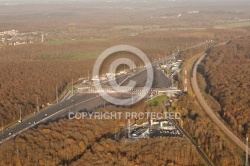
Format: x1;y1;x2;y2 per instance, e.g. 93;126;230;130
116;66;172;88
106;52;178;88
0;41;211;145
0;93;106;144
191;53;250;156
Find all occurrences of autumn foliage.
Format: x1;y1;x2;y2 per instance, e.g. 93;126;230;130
201;37;250;137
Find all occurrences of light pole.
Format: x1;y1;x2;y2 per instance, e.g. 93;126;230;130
1;120;3;134
88;70;90;80
128;119;130;139
36;97;39;113
246;137;249;166
71;79;74;95
56;86;58;103
19;106;22;122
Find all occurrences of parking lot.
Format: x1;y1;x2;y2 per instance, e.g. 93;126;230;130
149;128;183;138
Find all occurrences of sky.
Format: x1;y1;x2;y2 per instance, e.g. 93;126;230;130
0;0;249;2
0;0;249;6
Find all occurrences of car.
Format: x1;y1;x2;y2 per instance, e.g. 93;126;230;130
8;132;12;136
45;114;48;117
28;122;31;125
34;121;36;124
18;120;22;123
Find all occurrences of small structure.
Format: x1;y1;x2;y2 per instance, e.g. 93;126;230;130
92;76;100;85
130;127;149;139
160;121;176;131
119;71;127;75
100;75;107;81
106;73;115;80
150;119;160;126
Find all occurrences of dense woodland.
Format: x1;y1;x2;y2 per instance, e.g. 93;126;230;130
0;97;245;165
0;1;250;165
0;106;203;166
0;60;95;123
176;94;244;166
173;45;248;165
200;37;250;137
0;29;249;165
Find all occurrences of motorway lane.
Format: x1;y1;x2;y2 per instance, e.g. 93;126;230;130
152;67;172;88
115;53;177;88
117;67;172;88
0;93;101;143
191;54;250;156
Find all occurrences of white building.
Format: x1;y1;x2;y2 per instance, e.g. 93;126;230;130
189;11;199;14
106;73;115;80
160;121;176;131
92;75;100;81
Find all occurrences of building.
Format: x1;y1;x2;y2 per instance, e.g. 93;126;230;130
106;73;115;80
92;76;100;85
160;121;176;131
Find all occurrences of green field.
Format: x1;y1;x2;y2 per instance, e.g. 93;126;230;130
35;51;101;60
113;25;206;32
146;95;168;106
47;38;107;44
67;85;77;91
215;22;250;28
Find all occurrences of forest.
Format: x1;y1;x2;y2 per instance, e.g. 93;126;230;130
0;26;249;166
0;106;204;166
0;29;218;126
200;37;250;138
173;46;248;165
0;1;250;165
0;95;246;166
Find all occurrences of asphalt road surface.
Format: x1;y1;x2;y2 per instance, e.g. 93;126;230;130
116;67;172;88
0;93;105;144
191;53;250;156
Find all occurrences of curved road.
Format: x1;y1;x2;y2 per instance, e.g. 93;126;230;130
191;53;250;156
